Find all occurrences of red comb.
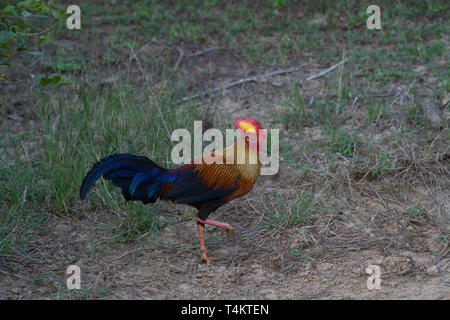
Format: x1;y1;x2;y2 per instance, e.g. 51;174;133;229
234;117;263;131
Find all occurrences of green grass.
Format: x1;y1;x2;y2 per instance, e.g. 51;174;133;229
367;147;397;178
1;0;449;283
280;86;337;129
0;79;203;255
29;0;447;83
263;191;323;228
366;100;393;124
406;104;427;128
326;127;359;158
409;203;427;219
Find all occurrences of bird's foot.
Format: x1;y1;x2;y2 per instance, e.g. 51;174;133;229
201;252;219;263
225;228;235;241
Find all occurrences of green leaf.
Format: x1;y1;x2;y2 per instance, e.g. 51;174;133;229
38;33;51;44
21;10;32;18
50;75;61;83
39;76;52;86
0;31;16;45
37;2;50;14
33;14;49;19
3;6;17;16
27;51;43;56
51;9;65;20
36;74;71;87
17;0;34;10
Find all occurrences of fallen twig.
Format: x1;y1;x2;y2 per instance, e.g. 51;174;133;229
176;66;301;103
177;58;350;103
173;47;222;71
184;47;222;58
173;46;184;71
305;58;348;81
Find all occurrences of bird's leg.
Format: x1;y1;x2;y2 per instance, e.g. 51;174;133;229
196;218;235;262
196;217;235;241
196;221;218;262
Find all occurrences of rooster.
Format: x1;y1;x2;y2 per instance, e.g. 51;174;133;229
80;117;265;261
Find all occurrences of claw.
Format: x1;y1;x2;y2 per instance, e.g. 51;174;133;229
225;228;235;241
201;253;219;263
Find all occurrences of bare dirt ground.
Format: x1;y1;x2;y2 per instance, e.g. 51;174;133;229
2;60;449;300
0;2;449;300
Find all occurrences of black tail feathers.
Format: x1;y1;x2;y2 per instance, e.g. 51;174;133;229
80;153;177;204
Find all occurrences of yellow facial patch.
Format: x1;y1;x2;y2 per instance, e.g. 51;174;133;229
239;121;256;133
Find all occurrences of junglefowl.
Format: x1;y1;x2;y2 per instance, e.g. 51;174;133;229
80;117;266;261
